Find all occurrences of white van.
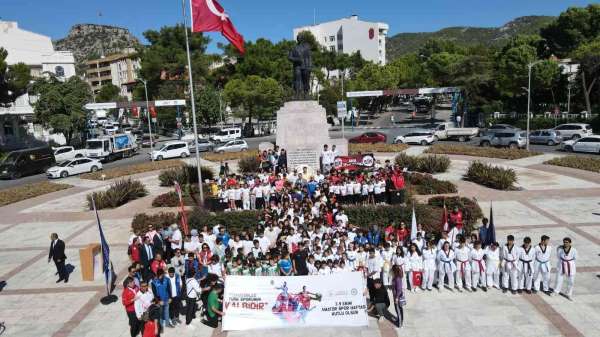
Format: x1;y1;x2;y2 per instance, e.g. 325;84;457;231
150;141;190;161
211;127;242;143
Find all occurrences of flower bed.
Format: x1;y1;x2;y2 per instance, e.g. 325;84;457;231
544;156;600;173
425;144;540;160
81;160;184;180
0;181;72;207
395;153;450;173
87;178;148;210
349;143;409;154
464;161;517;190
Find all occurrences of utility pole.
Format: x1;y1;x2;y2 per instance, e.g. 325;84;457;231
526;60;543;151
140;79;154;160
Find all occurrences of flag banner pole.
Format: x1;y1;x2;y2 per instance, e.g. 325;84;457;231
93;196;118;304
183;0;204;205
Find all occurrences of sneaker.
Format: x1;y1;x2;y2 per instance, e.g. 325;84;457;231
525;290;532;294
503;289;507;294
532;289;538;294
511;290;517;295
517;289;522;294
471;287;477;292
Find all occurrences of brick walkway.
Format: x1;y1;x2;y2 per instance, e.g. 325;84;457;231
0;155;599;337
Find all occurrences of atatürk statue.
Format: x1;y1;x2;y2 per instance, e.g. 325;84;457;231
288;35;312;99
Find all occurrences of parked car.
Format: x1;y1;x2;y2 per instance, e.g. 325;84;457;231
428;122;479;142
0;147;55;179
480;124;519;137
394;132;436;145
480;131;527;149
211;127;242;143
188;138;215;152
214;140;249;153
46;158;103;179
553;123;592;140
140;135;160;148
103;124;119;135
150;141;190;161
53;146;87;162
561;136;600;153
529;130;563;146
349;132;387;144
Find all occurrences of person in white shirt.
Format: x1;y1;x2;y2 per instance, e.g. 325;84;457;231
484;242;501;289
252;184;264;209
335;209;348;228
470;241;486;291
454;236;472;292
262;182;271;205
184;271;201;326
240;184;250;210
518;237;536;293
421;240;437;291
207;255;224;279
134;281;154;320
437;241;456;291
553;237;577;300
501;235;520;294
406;243;423;292
533;235;552;294
412;232;425;251
170;224;182;252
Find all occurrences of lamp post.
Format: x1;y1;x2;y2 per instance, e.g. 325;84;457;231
140;79;155;160
526;60;543;151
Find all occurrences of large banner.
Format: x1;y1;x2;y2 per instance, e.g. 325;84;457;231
333;153;375;171
222;272;368;331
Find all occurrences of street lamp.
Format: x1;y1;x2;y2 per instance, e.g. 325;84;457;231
139;79;155;160
526;60;544;151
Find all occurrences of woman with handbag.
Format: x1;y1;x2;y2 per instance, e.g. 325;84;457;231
391;265;405;328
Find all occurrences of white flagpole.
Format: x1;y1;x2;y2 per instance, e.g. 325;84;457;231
182;0;204;205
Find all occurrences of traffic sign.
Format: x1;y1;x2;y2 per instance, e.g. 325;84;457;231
337;101;347;118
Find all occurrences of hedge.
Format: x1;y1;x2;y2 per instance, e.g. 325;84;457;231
428;196;483;231
158;165;214;186
464;161;518;190
425;144;540;160
202;151;258;162
349;143;409;154
395;153;450;173
0;181;72;207
132;202;482;238
544;156;600;173
87;178;148;210
81;160;184;180
406;172;457;195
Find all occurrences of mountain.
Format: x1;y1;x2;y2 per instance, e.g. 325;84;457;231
54;24;140;71
386;16;555;60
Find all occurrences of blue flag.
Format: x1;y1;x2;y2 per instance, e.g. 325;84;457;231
486;202;496;247
92;197;112;295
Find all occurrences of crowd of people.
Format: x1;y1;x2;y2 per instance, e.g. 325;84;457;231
120;147;578;336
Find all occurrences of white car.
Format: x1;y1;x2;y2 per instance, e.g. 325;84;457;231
150;141;190;160
47;158;103;178
561;135;600;153
394;132;436;145
53;146;86;162
104;124;119;135
214;139;249;153
553;123;592;140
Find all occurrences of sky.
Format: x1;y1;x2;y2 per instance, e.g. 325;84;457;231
1;0;597;53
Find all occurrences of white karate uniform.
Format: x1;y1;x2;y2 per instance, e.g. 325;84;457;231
454;246;472;289
422;247;437;290
518;246;536;290
470;248;486;288
484;247;500;288
501;244;520;291
554;246;577;297
437;249;456;290
407;252;423;290
533;244;552;292
381;248;394;286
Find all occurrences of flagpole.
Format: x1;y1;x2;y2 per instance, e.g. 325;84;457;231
182;0;204;205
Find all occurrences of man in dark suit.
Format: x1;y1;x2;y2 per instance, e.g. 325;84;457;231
48;233;68;283
139;236;155;281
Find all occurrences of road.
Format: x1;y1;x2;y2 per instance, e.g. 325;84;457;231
0;128;595;190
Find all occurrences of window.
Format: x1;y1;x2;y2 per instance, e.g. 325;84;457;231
329;36;335;42
3;120;14;136
55;66;65;77
329;46;335;52
56;148;71;154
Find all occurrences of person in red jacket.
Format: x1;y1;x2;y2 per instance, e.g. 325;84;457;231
128;237;141;263
396;222;410;244
449;206;464;232
150;253;166;276
122;277;140;337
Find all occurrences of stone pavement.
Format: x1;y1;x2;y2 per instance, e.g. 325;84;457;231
0;151;599;337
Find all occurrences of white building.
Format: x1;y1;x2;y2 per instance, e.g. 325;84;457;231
293;15;389;65
0;21;76;149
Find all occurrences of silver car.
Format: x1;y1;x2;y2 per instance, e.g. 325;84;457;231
553;123;592;140
188;138;215;152
480;131;527;149
480;124;519;137
529;130;563;146
214;140;249;153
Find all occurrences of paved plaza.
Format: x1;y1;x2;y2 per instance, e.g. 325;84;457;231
0;152;599;337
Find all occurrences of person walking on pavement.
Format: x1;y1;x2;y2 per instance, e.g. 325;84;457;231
48;233;68;283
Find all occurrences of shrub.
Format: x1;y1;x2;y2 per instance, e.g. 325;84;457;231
464;161;517;190
158;165;214;186
428;196;484;231
152;184;202;207
238;155;261;173
0;182;71;207
152;192;179;207
131;212;178;235
349;143;409;154
395;153;450;173
87;178;148;210
425;144;540;160
544;156;600;173
81;160;184;180
186;208;261;231
406;173;457;195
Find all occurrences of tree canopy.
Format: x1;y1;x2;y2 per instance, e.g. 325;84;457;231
0;48;31;106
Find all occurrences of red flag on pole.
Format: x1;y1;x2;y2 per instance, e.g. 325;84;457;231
150;106;157;118
191;0;245;54
174;181;189;235
131;106;138;118
442;202;449;232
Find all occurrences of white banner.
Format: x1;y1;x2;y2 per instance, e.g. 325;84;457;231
222;272;368;331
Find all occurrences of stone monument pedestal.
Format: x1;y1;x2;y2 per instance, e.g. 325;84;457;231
276;100;348;172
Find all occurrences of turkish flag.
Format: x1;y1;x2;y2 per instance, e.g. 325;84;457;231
191;0;245;54
131;106;139;118
150;106;157;118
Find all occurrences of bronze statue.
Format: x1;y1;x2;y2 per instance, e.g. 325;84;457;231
288;35;312;99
